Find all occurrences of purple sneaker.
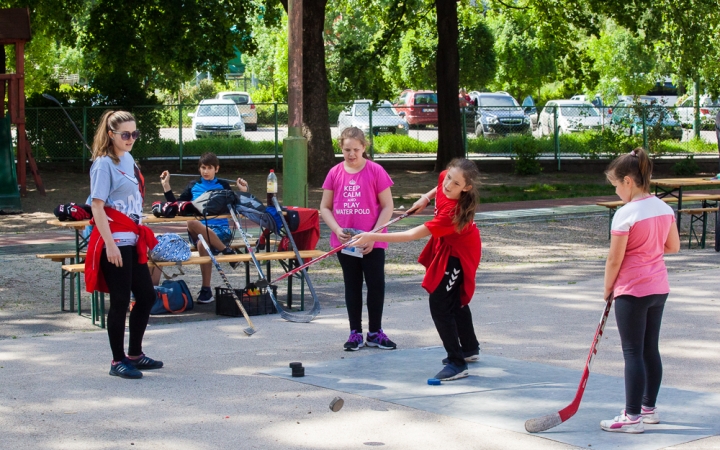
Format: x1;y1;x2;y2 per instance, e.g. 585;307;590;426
344;330;364;351
366;329;397;350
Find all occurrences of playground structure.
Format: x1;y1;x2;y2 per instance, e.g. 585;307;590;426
0;7;44;209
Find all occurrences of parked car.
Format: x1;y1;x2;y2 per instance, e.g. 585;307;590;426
188;99;246;139
522;95;538;131
392;89;438;128
469;92;531;138
337;100;409;136
537;100;603;136
215;91;257;131
675;94;720;129
609;98;682;140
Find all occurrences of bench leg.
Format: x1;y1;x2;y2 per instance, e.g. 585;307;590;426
702;211;708;249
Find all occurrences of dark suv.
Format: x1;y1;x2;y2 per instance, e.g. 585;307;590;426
469;92;531;138
393;89;438;128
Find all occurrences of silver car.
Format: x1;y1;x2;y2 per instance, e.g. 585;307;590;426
189;99;246;139
337;100;409;136
215;91;258;131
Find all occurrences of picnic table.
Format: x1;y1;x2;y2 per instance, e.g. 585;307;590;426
650;177;720;230
42;208;322;327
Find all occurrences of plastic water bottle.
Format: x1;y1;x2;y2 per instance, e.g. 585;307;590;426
266;169;278;205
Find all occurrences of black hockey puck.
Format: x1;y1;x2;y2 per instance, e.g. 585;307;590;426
292;367;305;377
329;396;344;412
289;362;303;369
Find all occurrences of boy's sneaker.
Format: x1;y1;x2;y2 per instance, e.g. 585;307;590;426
222;247;239;269
366;329;397;350
442;347;480;365
197;287;215;304
641;406;660;424
434;362;469;381
109;358;143;379
600;411;645;433
127;353;164;370
343;330;364;351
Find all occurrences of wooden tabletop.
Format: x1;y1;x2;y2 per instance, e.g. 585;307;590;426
650;177;720;188
46;214;234;229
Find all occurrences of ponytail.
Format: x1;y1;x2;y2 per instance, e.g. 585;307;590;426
605;147;652;193
92;110;136;164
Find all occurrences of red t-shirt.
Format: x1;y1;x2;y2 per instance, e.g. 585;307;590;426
418;171;482;305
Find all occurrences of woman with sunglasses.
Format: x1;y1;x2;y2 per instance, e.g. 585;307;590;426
85;110;163;379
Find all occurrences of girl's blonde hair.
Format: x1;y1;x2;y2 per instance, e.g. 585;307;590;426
447;158;480;232
91;110;136;164
605;147;652;193
339;126;370;159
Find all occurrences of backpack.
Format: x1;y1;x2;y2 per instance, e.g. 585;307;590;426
151;280;194;314
192;189;238;216
149;233;191;262
234;191;278;233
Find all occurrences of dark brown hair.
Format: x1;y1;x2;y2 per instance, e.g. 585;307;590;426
199;152;220;168
605;147;652;193
339;126;370;159
91;110;136;164
447;158;480;232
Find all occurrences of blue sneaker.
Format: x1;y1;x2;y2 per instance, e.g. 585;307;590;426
434;362;469;381
366;329;397;350
127;353;163;370
109;358;143;379
343;330;364;351
197;287;214;304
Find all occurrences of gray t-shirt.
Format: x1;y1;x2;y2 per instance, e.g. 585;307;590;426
90;152;143;246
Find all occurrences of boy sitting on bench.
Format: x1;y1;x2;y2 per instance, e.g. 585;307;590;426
160;152;249;303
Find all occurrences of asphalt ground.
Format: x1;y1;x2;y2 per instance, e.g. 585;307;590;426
1;199;719;449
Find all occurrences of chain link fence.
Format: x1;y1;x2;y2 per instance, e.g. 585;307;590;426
19;102;719;170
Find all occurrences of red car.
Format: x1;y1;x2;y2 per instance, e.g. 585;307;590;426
393;89;438;128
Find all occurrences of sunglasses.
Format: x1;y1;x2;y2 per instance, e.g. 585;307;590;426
111;130;141;141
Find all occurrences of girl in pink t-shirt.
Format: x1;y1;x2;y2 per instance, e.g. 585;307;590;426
320;127;395;351
600;147;680;434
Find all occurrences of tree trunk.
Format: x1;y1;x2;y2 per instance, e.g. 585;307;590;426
434;0;464;172
302;0;336;184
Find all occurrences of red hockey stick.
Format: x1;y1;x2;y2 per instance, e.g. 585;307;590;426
254;207;418;288
525;295;614;433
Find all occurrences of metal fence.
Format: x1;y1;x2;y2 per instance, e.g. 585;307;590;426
19;102;719;170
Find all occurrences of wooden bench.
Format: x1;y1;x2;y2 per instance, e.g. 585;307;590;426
60;249;325;328
597;194;720;240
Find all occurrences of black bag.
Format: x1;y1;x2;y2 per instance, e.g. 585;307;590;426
192;189;238;216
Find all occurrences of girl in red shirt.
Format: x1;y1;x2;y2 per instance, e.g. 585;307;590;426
352;158;482;381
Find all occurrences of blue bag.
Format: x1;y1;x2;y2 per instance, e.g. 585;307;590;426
151;280;194;315
149;233;191;262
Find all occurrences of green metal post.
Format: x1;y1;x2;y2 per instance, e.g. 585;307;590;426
462;106;468;158
642;105;648;150
693;79;701;140
178;104;184;170
283;126;308;207
554;106;560;170
274;102;279;170
82;107;87;172
368;101;374;159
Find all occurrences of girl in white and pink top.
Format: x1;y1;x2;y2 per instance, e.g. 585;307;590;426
320;127;395;352
600;147;680;434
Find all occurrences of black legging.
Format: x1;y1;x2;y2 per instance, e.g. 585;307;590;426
337;248;385;334
614;293;668;415
428;256;479;367
99;246;156;362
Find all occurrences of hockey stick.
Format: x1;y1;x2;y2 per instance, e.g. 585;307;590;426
196;234;256;336
256;207;418;288
524;295;614;433
228;206;316;323
42;94;92;152
272;196;321;320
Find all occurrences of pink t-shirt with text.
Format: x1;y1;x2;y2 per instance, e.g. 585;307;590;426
611;195;675;298
322;159;394;248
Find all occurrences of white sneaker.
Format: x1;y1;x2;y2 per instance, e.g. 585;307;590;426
600;411;644;433
641;406;660;424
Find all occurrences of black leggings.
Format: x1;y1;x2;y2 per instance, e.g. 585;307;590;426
614;293;668;415
100;246;156;362
428;256;479;367
337;248;385;334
